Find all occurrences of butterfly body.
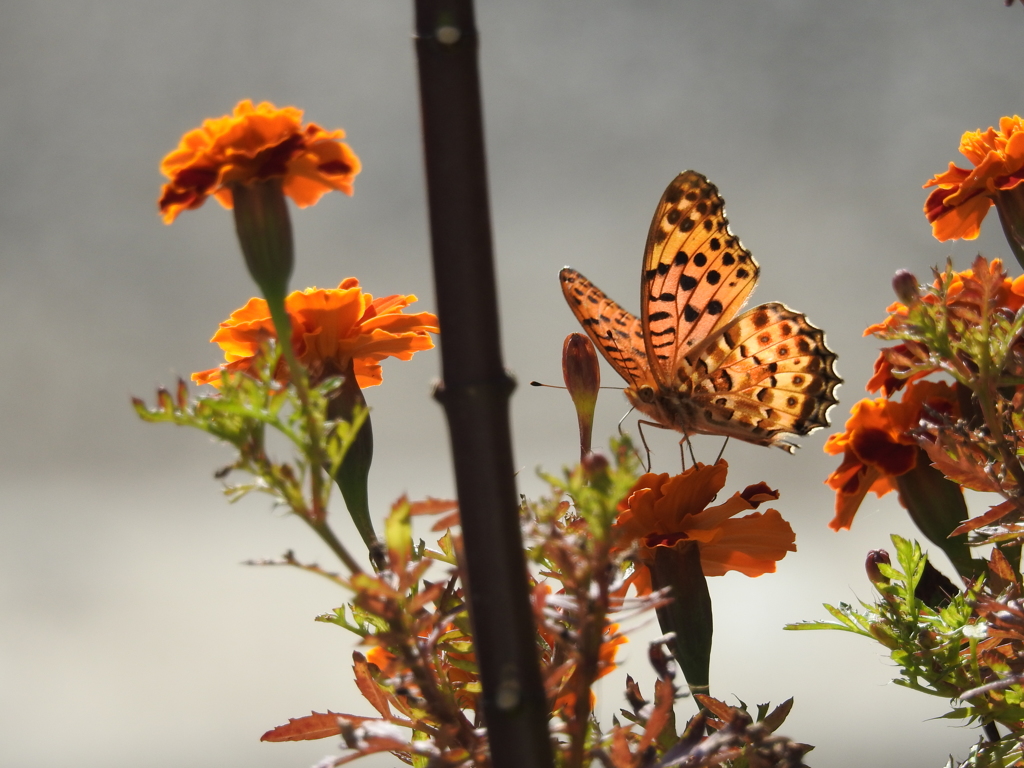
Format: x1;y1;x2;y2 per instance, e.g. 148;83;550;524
560;171;840;452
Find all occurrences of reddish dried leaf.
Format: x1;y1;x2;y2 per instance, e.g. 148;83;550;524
693;694;733;723
624;675;647;712
408;580;447;614
989;546;1019;585
920;440;1004;494
761;697;794;733
408;497;459;517
353;652;392;718
261;711;370;742
430;510;462;532
609;725;634;768
331;738;413;767
951;500;1018;536
638;678;674;754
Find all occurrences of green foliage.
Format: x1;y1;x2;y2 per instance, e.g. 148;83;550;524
946;734;1022;768
133;344;366;523
534;435;642;543
787;535;1024;733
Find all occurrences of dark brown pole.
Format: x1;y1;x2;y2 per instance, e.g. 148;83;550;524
413;2;554;768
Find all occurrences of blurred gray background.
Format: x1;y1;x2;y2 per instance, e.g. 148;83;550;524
1;1;1019;766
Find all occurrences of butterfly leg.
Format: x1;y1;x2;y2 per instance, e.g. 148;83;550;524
636;419;680;473
635;420;653;473
614;409;647;475
677;430;699;471
714;436;730;465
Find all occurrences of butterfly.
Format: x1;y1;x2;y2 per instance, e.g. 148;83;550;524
560;171;841;453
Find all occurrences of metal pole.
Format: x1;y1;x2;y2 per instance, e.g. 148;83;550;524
413;2;554;767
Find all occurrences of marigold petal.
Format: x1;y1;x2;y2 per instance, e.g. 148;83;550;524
850;427;917;476
828;464;884;531
697;509;796;577
929;192;991;241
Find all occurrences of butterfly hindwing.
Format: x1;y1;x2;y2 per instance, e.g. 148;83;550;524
641;171;760;386
560;267;656;390
686;302;841;445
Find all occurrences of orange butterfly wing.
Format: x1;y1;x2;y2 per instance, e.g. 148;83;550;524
641;171;759;386
559;268;655;391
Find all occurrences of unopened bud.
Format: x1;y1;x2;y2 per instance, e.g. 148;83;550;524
562;333;600;460
866;549;891;585
581;450;610;478
892;270;919;305
867;622;899;649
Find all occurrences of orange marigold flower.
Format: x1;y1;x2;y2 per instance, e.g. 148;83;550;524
159;100;360;223
612;461;795;596
923;116;1024;241
192;277;438;388
824;380;959;531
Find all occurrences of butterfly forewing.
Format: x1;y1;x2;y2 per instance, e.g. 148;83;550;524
641;171;759;387
559;268;656;390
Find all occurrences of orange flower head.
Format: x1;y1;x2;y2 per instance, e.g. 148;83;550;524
923;116;1024;241
192;278;439;388
823;379;959;531
159;100;361;223
612;461;795;595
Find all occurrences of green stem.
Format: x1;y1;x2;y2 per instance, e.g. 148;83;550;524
264;294;337;544
975;302;1024;493
309;520;363;576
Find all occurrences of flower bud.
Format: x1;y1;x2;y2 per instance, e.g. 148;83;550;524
230;177;294;303
865;549;891;585
892;270;920;305
581;450;610;478
562;333;600;460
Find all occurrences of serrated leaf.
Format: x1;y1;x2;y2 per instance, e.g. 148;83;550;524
260;710;367;742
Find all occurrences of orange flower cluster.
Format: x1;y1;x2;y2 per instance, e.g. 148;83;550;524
612;461;795;595
824;380;959;531
159;100;360;223
864;260;1024;396
192;278;439;388
924;115;1024;241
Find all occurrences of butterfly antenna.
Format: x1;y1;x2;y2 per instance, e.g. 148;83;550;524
531;381;624;390
714;437;730;465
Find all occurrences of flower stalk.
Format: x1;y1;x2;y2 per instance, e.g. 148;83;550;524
229;179;334;536
414;1;553;766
